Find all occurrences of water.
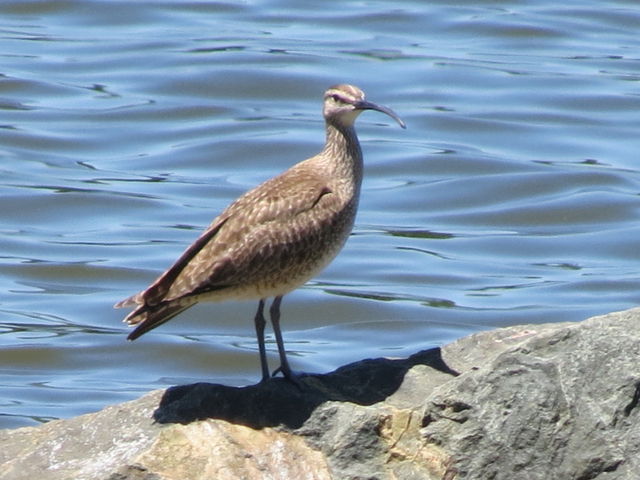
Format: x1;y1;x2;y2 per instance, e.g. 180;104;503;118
1;0;639;429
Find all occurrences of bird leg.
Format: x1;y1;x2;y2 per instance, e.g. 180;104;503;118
270;295;302;386
254;299;270;382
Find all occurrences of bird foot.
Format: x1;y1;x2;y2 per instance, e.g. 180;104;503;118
271;366;304;389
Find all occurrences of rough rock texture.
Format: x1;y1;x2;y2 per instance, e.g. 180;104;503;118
1;308;639;480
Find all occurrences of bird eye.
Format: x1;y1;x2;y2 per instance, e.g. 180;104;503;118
331;94;341;103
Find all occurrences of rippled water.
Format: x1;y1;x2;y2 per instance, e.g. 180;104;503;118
1;0;639;429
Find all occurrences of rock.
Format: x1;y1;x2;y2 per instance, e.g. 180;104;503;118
425;310;640;480
1;308;639;479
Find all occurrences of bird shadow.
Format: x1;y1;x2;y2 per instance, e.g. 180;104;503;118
153;347;458;430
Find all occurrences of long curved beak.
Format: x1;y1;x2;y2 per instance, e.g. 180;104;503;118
356;100;406;129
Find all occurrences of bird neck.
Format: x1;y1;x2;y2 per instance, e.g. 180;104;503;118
322;122;364;194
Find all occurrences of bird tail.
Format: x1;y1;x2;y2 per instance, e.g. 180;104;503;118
117;299;197;341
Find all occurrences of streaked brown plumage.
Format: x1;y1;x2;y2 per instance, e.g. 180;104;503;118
115;84;405;383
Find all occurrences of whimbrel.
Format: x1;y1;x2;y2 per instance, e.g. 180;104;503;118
115;84;405;383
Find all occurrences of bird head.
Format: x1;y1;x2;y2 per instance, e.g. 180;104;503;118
323;84;406;130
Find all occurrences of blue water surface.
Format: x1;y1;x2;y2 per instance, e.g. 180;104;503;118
1;0;639;428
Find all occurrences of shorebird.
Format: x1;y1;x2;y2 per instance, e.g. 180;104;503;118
115;84;405;383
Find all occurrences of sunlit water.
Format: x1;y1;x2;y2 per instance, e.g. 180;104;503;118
1;0;639;429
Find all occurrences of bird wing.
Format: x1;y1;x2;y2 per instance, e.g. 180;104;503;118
115;166;340;309
161;169;338;300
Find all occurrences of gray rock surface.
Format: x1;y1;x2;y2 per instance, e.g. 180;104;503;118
1;308;639;479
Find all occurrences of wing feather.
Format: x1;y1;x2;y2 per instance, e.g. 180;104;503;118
115;164;341;309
